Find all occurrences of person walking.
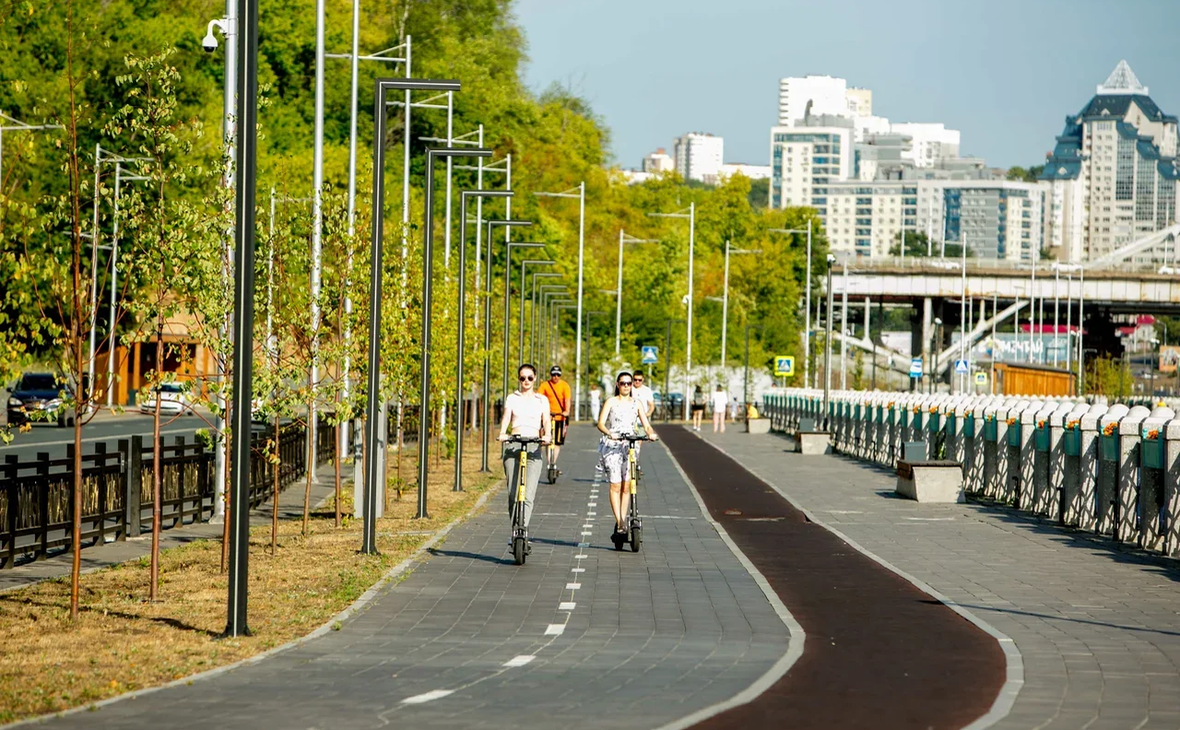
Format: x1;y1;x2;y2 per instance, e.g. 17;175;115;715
711;384;728;433
690;385;705;431
497;364;551;551
597;371;658;547
589;383;602;422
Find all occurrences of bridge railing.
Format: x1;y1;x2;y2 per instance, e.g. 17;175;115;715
762;388;1180;559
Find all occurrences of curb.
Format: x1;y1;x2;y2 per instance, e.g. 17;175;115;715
2;481;499;729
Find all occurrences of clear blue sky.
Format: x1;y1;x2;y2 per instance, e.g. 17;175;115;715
513;0;1180;170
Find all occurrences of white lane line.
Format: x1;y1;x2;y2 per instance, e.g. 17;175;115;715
544;624;565;636
558;602;576;611
566;582;581;589
402;689;455;704
502;655;536;668
575;553;588;559
587;511;597;517
571;568;585;573
580;531;592;536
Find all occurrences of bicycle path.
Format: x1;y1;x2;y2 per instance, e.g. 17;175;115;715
29;426;792;730
703;427;1180;730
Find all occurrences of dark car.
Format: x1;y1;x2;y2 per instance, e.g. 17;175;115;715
7;372;75;428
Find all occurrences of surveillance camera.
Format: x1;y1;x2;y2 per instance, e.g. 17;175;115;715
202;31;219;52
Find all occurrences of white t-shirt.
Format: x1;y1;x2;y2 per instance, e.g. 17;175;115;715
633;385;655;411
504;391;549;437
589;389;602;407
711;390;728;411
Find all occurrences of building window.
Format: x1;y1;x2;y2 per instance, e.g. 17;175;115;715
1116;134;1135;201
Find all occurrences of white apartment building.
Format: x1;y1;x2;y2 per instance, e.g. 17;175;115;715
778;75;871;126
1041;61;1180;262
642;148;675;174
889;122;961;168
720;162;771;181
820;179;1044;260
769;123;855;209
673;133;724;184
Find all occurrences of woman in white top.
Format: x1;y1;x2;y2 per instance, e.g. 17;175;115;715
711;384;729;433
497;364;551;538
596;371;658;545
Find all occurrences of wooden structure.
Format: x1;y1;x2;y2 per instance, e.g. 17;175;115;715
993;362;1076;397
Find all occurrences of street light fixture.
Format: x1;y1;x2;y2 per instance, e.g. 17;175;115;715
536;183;587;420
650;204;695;419
823;254;836;430
358;77;465;556
105;162;150;408
769;222;813;388
616;230;660;355
542;297;574;365
453;190;514;492
533;286;569;362
721;240;762;369
521;267;560;361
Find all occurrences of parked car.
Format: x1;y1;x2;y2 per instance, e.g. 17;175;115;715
7;372;75;427
139;382;193;416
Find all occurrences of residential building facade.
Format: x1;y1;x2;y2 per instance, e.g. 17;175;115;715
778;75;871;126
673;132;724;184
1041;61;1180;262
768;121;855;209
642;148;675;174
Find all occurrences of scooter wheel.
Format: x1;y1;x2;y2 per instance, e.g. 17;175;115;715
513;536;527;565
629;526;642;553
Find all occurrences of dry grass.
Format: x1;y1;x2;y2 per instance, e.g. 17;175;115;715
0;438;501;724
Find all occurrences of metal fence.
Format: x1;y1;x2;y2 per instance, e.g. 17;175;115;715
0;421;329;569
764;389;1180;557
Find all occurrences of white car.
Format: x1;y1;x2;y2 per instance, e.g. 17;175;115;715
140;383;193;416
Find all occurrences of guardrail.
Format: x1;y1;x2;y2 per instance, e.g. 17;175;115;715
0;421;329;569
762;389;1180;558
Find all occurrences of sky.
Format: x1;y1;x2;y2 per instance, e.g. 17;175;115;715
513;0;1180;171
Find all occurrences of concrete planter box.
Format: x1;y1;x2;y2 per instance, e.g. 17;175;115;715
746;418;770;434
895;460;965;503
796;431;832;455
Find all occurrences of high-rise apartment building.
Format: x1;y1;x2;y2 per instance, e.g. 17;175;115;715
889;123;961;168
673;133;724;184
768;118;855;209
642;148;675;173
778;75;871;126
1041;61;1180;262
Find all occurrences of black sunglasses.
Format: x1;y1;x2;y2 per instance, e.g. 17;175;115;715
519;375;535;382
617;380;633;386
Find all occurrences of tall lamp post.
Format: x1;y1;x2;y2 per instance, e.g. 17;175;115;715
615;230;660;355
453;190;513;492
533;287;569;363
720;240;762;369
413;146;493;520
535;183;586;419
105;162;150;407
358;77;465;556
520;267;560;362
823;254;836;430
483;220;535;471
650;204;695;420
769;223;812;390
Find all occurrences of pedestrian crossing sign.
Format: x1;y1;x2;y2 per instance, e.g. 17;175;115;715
975;372;987;386
641;346;658;364
774;355;795;376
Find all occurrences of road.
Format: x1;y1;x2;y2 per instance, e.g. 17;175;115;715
0;411;212;462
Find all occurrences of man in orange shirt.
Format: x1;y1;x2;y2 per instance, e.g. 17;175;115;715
538;365;572;475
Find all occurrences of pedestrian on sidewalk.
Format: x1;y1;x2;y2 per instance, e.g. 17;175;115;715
497;364;551;544
690;385;705;431
589;383;602;422
711;384;728;433
597;371;658;547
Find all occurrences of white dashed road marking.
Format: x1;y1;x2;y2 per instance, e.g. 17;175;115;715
559;602;577;611
402;689;455;705
545;624;565;636
502;655;536;668
566;582;581;589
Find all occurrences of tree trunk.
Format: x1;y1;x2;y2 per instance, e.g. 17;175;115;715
302;400;313;536
272;417;280;554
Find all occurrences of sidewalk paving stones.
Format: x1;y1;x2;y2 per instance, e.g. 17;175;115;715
704;428;1180;730
23;426;790;730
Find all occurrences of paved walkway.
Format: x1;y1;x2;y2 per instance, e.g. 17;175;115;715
33;427;791;730
702;428;1180;730
0;465;337;593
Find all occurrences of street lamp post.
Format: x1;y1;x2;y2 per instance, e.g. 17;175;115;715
520;267;559;362
615;230;660;355
664;318;686;420
105;162;150;408
414;146;493;520
650;204;695;420
483;221;535;471
359;77;463;556
721;240;762;370
533;287;568;363
536;183;587;419
823;254;836;430
453;190;513;492
769;223;812;390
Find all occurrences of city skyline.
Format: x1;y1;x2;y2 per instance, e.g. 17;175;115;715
514;0;1180;170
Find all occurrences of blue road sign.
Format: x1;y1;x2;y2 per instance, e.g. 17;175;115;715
641;346;658;364
954;359;969;374
909;357;923;378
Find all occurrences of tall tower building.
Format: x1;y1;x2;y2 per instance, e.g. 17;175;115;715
673;133;724;184
1041;60;1180;262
